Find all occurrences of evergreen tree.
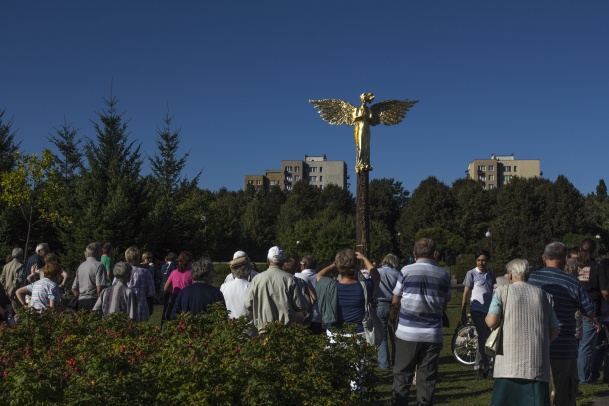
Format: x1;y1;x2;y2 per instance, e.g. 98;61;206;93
0;109;22;256
0;109;21;174
143;112;201;257
47;118;83;183
60;94;144;271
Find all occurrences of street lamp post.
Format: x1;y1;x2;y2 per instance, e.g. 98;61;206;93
485;229;493;264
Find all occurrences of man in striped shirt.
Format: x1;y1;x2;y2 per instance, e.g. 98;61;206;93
391;238;451;406
528;241;600;406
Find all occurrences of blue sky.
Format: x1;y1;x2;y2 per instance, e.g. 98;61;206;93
2;1;608;195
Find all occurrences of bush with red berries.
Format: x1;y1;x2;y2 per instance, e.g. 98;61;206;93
0;305;381;405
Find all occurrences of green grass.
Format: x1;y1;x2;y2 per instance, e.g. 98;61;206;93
369;288;609;405
147;281;609;405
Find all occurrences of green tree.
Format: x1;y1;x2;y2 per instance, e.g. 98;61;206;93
0;150;65;256
142;112;201;257
491;177;552;269
46;118;83;183
207;189;250;260
369;178;409;252
0;109;21;174
0;109;22;255
60;94;145;271
451;178;493;251
396;177;457;258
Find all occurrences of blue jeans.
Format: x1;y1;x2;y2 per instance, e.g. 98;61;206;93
471;311;491;371
578;317;598;383
376;301;395;369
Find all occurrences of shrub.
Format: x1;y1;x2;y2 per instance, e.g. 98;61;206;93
0;305;380;405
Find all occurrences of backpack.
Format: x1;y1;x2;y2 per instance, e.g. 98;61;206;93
13;264;25;291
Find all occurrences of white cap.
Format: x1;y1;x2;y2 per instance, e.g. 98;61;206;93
233;250;247;260
267;246;285;263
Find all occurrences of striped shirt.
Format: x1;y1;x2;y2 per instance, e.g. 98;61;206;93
528;266;595;359
27;277;60;311
393;259;451;343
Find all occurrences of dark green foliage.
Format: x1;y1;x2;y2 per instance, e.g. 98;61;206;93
396;177;457;257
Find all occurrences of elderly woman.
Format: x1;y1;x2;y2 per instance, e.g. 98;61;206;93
485;259;560;406
316;249;379;335
93;262;138;319
123;246;156;322
221;256;253;320
15;261;63;312
170;258;224;320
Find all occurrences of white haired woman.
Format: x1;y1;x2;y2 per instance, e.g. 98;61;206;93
485;259;560;406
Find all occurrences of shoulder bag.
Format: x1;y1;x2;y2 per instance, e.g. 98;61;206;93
485;285;509;357
361;281;384;346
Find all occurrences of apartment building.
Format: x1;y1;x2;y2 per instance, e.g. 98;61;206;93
466;154;541;190
245;155;347;192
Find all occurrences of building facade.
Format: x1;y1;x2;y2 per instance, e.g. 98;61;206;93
466;154;541;190
245;155;347;192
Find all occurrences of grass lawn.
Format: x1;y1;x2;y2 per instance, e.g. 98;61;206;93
148;278;609;405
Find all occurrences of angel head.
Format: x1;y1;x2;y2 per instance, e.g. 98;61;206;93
360;92;375;105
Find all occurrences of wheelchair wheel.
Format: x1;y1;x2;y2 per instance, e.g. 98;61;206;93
452;324;478;365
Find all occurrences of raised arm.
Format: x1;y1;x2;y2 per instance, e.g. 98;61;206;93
316;263;336;282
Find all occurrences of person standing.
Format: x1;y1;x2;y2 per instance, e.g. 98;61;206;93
460;249;496;379
0;248;24;313
375;253;402;370
71;243;106;311
295;254;323;334
100;243;115;288
124;246;156;322
23;243;48;288
485;259;560;406
245;246;305;334
93;262;138;320
170;259;224;319
391;238;451;406
528;242;600;406
576;237;601;384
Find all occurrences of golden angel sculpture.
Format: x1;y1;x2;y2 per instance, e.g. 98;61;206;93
310;93;418;173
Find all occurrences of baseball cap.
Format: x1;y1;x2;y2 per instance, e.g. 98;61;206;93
267;246;285;262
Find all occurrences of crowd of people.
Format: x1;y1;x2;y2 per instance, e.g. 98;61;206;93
1;236;609;405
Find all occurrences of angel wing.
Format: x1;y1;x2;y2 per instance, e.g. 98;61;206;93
309;99;356;126
369;99;419;126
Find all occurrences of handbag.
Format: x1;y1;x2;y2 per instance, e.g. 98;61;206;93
485;285;509;357
361;281;384;347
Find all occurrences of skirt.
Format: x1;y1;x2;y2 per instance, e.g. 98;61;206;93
491;378;550;406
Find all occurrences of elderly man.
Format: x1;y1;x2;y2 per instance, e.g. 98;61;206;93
375;253;402;370
245;246;306;334
23;243;48;287
1;247;24;313
71;242;106;311
528;242;600;406
93;262;138;320
391;238;451;406
295;254;322;334
170;258;224;319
